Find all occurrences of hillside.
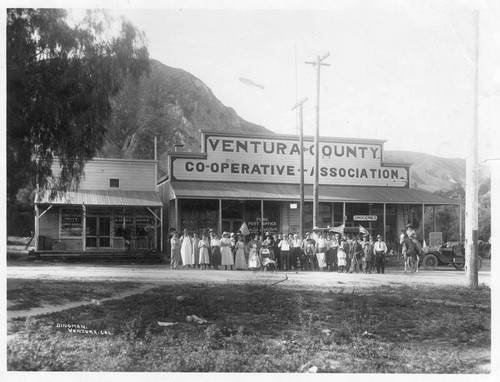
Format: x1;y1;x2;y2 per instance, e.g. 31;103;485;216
100;60;272;175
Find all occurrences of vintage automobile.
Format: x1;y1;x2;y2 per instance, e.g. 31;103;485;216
421;241;483;270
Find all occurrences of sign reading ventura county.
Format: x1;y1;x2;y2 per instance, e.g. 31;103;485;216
170;132;410;187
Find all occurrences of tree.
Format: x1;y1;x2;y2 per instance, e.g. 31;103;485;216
433;178;490;243
7;8;150;203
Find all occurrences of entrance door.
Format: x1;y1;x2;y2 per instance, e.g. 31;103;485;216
221;219;242;234
86;217;111;249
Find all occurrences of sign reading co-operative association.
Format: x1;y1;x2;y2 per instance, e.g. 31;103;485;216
169;132;410;187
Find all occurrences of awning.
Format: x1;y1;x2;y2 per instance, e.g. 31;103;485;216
167;181;460;205
35;189;163;207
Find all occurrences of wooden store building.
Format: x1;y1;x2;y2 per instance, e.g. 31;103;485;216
34;158;163;255
158;130;461;252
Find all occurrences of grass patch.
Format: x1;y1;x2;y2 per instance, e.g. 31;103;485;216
7;279;141;311
7;281;491;373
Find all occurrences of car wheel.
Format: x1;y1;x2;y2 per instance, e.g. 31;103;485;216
422;254;438;270
452;257;482;270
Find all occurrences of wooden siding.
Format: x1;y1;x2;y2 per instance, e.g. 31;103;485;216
51;158;156;191
169;200;177;230
287;206;301;234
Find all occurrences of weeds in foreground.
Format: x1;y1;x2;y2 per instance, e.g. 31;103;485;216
7;283;491;373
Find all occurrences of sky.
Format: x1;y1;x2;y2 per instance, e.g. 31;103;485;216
98;0;499;163
4;0;500;164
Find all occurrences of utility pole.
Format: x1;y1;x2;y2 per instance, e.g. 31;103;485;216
306;52;330;229
465;10;479;288
292;97;308;240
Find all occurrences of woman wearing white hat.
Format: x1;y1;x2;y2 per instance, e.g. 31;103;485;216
220;232;234;270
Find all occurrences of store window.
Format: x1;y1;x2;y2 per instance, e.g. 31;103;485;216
303;202;336;230
61;208;82;237
245;201;280;234
333;203;344;227
179;199;218;234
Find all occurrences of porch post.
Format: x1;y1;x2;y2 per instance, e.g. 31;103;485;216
175;198;179;231
383;203;386;242
218;199;222;235
261;199;264;236
34;205;39;251
459;204;463;242
82;203;86;252
422;203;425;245
342;202;346;226
331;202;334;227
160;207;163;252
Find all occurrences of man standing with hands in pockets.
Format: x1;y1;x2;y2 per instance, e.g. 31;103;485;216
374;234;388;274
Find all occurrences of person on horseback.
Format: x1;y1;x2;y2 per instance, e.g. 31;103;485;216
403;224;422;273
406;223;417;240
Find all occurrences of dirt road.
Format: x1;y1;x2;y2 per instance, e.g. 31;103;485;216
6;261;491;289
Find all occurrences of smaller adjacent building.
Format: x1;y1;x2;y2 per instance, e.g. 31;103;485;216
34;158;163;254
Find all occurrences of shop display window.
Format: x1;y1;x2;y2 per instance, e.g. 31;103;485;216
61;209;82;237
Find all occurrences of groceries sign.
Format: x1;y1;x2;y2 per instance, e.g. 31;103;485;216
170;133;409;187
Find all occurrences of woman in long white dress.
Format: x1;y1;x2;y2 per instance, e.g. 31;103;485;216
220;232;234;270
180;228;193;268
198;234;210;270
234;235;247;270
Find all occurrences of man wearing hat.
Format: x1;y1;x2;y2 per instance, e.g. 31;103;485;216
374;234;388;274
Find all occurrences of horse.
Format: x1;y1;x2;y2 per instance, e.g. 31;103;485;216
403;236;422;273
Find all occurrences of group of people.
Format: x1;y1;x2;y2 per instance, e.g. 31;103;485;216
169;228;391;274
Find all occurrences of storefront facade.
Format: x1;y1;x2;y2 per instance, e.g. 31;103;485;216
35;158;163;253
158;131;461;252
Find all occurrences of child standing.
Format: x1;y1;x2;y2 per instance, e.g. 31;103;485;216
198;234;210;270
248;241;261;272
337;241;348;273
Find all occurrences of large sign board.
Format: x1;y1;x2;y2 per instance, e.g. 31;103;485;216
170;133;409;187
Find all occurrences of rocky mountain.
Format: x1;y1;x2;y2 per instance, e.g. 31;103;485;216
100;59;488;193
100;59;272;175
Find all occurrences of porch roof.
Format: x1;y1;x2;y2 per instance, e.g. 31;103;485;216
167;181;460;205
35;189;163;207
